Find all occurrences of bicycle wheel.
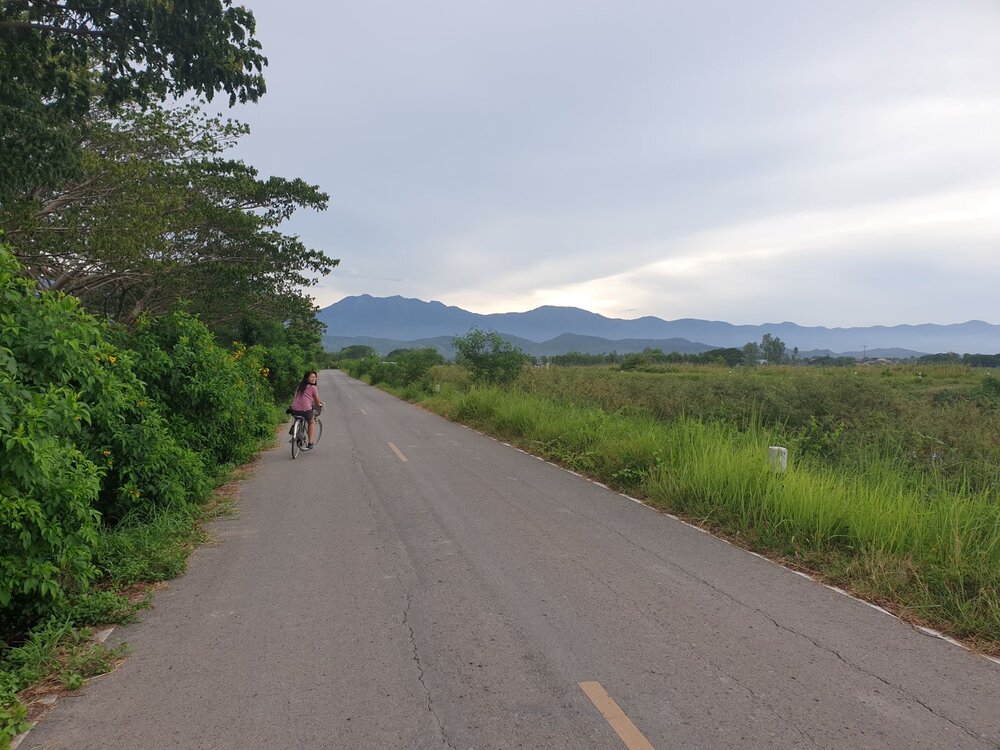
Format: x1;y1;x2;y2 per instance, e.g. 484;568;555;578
291;418;303;459
312;418;323;446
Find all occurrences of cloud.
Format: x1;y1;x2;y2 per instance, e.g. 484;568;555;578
231;1;1000;325
502;184;1000;325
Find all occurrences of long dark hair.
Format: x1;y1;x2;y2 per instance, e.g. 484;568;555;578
295;371;317;395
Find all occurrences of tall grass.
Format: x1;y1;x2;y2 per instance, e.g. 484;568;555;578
421;384;1000;650
518;364;1000;494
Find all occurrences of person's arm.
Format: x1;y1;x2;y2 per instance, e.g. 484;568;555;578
312;385;324;407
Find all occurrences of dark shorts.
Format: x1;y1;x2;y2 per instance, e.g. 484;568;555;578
290;409;314;423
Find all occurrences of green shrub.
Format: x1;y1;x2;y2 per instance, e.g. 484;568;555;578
1;249;104;628
379;348;443;391
1;250;209;526
121;311;275;471
262;344;311;401
1;247;240;632
453;329;528;386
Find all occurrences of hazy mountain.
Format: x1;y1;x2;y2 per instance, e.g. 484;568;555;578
318;295;1000;355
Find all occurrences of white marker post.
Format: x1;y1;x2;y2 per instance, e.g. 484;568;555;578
768;446;788;472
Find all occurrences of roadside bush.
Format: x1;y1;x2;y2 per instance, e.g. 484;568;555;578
381;348;443;391
4;266;208;523
341;355;381;382
0;248;216;630
0;250;103;629
120;311;275;471
342;349;447;396
261;344;311;402
453;329;528;386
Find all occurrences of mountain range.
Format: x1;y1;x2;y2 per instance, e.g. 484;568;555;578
317;295;1000;358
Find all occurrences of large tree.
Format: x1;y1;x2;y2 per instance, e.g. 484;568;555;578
453;329;529;385
0;0;267;198
3;103;337;324
760;333;787;365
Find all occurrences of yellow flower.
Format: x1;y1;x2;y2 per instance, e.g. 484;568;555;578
108;355;117;364
102;450;112;456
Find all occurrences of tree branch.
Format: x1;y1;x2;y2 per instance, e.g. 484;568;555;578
0;20;109;38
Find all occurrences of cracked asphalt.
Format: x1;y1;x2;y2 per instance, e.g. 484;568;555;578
25;370;1000;749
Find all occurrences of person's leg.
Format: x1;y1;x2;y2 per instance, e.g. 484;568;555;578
308;418;315;444
292;411;313;445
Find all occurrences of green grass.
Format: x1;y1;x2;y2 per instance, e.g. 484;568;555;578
93;504;208;586
518;364;1000;494
418;381;1000;653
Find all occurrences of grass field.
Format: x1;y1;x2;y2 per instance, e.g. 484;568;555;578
416;363;1000;653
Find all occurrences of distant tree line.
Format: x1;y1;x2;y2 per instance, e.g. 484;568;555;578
330;338;1000;371
918;353;1000;367
336;330;531;392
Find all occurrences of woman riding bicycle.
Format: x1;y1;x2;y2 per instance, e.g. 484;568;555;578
290;371;324;450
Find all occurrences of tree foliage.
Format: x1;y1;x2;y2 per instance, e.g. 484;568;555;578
336;345;378;361
3;103;337;324
742;334;788;366
760;333;787;364
0;0;267;197
453;329;528;385
216;308;326;400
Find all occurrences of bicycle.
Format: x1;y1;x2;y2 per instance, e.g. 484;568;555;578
290;405;323;459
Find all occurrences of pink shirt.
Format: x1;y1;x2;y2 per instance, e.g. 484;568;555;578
291;384;319;411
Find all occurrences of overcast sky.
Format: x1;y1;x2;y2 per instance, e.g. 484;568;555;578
222;1;1000;326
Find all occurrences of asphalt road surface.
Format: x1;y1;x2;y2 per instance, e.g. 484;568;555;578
23;370;1000;749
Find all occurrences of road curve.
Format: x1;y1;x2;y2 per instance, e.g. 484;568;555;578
24;370;1000;749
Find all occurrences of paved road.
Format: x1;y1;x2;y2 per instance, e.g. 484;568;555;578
24;370;1000;749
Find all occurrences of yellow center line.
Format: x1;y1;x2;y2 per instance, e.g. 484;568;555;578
388;442;408;462
579;681;656;750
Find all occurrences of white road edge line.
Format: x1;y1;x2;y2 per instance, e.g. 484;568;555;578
10;727;31;749
464;424;999;669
